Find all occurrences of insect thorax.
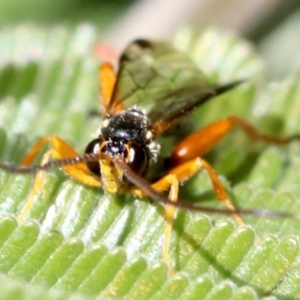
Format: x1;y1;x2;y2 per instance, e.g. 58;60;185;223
100;107;160;172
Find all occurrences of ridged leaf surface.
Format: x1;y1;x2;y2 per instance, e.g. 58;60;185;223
0;25;299;299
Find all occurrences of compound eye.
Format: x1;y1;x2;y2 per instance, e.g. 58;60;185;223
84;138;102;177
127;143;148;175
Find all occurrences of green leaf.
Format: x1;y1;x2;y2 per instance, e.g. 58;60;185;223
0;25;300;299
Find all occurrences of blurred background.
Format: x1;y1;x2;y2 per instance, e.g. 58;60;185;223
1;0;300;79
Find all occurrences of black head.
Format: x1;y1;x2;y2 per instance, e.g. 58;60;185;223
84;107;160;187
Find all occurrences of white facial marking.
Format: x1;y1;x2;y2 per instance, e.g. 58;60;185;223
146;131;153;140
102;119;110;128
148;141;157;149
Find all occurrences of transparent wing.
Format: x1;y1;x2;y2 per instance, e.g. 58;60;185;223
107;40;242;133
107;40;208;112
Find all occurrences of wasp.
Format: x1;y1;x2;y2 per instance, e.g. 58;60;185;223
0;39;297;272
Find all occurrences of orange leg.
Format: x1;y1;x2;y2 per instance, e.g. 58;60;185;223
130;173;178;275
163;175;178;275
130;156;243;273
99;62;124;114
137;115;294;270
170;116;294;166
18;135;101;222
100;63;117;112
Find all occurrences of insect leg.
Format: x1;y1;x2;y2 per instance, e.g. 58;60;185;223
150;158;244;226
18;135;101;222
172;157;244;226
100;62;117;112
157;175;179;275
130;157;242;273
21;135;99;184
99;62;124;114
129;172;179;273
170;116;297;166
19;149;52;222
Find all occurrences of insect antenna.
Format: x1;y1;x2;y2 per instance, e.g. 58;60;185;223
0;154;294;219
0;154;100;174
114;155;292;218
